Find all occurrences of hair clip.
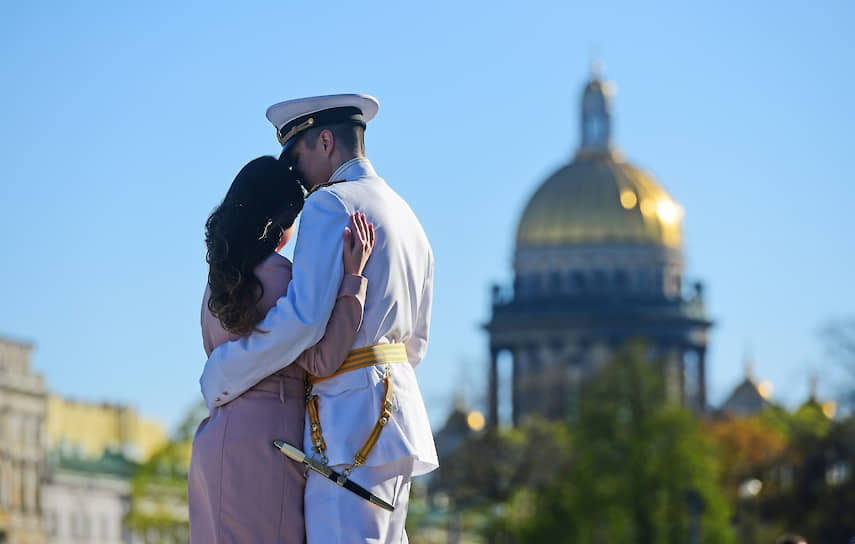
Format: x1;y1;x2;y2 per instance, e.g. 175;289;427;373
258;219;274;240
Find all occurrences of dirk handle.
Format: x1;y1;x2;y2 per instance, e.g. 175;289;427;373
273;440;332;477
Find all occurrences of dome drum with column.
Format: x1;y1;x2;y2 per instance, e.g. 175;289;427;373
485;67;712;428
513;244;685;301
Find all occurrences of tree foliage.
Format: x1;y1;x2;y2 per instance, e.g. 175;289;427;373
125;402;201;544
436;416;572;507
493;342;734;544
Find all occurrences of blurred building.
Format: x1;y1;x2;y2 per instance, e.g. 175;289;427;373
0;337;48;544
796;373;837;420
433;397;481;463
42;398;167;544
717;361;838;421
45;397;167;463
41;451;138;544
486;67;712;427
719;356;776;418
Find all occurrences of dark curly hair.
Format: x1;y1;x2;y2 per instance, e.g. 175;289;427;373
205;156;304;336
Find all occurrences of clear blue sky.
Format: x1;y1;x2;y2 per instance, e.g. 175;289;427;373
2;1;853;432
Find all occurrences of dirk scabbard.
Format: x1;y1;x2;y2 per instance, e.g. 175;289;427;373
272;440;394;512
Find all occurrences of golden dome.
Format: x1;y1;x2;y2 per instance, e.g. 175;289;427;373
516;152;682;249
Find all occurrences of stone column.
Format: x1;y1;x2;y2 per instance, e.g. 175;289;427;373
511;348;520;427
697;347;707;411
488;348;499;429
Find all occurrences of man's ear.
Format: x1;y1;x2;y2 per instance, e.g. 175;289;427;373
320;129;335;156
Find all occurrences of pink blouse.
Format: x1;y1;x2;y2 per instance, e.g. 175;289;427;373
201;252;367;381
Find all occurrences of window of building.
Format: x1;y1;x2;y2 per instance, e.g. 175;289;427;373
593;270;607;290
572;271;586;292
522;275;539;295
614;270;629;291
549;271;563;292
635;270;650;292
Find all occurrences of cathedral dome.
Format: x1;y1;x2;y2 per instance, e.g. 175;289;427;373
516;69;682;250
516;152;682;249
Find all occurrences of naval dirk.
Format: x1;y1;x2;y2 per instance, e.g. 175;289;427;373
272;440;395;512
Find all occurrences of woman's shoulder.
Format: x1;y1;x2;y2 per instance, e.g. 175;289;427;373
255;252;292;278
254;253;292;309
263;252;292;268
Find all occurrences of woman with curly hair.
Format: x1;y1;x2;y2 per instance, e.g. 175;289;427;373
188;156;375;543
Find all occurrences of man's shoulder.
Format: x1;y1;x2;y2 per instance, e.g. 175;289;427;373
329;173;399;203
303;186;349;214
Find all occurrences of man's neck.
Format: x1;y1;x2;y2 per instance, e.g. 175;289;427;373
330;152;361;176
327;153;365;182
306;154;367;192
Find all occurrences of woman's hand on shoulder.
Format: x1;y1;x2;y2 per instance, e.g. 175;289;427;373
342;212;375;275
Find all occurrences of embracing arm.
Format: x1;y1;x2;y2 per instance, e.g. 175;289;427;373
199;191;347;409
295;212;374;377
293;274;367;377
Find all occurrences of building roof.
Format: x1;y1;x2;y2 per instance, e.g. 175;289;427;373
49;449;139;480
720;377;774;417
516;154;682;249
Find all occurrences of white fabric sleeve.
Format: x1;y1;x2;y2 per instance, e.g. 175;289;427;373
406;247;433;368
199;191;347;409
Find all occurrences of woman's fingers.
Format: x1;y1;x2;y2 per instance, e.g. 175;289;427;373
356;213;367;247
347;212;375;255
358;213;375;251
364;216;373;247
351;214;361;250
358;212;368;245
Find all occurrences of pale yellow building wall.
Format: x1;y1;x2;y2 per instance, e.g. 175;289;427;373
46;395;168;461
137;419;172;460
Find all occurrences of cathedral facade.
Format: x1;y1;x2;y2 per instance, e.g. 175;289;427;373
486;69;712;427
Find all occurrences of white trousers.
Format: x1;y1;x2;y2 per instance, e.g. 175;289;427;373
305;456;414;544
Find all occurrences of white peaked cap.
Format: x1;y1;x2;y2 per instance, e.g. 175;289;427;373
266;93;379;154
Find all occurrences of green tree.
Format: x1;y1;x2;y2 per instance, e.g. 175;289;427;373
499;342;734;544
707;416;787;503
126;440;191;544
767;413;855;542
125;401;203;544
436;416;572;507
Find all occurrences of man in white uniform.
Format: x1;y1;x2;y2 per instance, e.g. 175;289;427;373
199;94;437;543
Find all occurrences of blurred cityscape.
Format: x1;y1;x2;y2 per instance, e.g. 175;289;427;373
2;68;853;543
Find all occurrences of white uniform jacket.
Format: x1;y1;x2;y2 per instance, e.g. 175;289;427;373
200;158;438;476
